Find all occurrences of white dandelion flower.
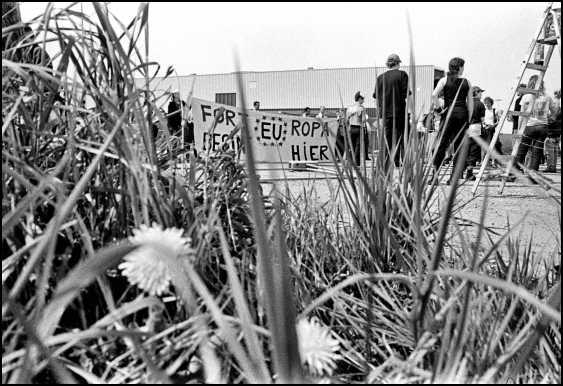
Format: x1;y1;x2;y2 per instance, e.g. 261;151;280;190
297;317;341;376
118;224;191;296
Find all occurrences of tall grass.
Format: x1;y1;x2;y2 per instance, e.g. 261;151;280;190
2;2;561;384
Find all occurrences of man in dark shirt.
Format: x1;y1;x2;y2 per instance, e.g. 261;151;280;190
167;92;182;136
373;53;409;169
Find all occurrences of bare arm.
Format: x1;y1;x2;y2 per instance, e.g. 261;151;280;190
373;74;382;102
467;97;474;124
432;77;446;112
401;72;409;101
466;79;474;123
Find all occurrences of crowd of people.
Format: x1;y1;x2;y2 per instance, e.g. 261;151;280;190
165;53;561;183
319;54;561;183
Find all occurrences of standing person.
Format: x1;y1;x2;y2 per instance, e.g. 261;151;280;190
510;84;527;134
167;92;182;136
512;76;554;177
316;106;327;119
334;110;347;160
302;107;311;118
183;105;195;145
544;89;561;173
346;92;369;166
373;53;409;169
483;97;498;133
253;101;260;111
430;57;474;184
482;96;503;165
179;99;190;144
466;86;486;180
184;105;198;157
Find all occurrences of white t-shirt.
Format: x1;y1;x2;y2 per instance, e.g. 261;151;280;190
484;108;496;126
521;93;554;126
346;104;367;126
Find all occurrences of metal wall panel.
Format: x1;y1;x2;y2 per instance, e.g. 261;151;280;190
142;65;439;117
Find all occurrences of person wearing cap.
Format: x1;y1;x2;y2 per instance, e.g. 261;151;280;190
346;92;369;165
373;53;410;169
466;86;486;180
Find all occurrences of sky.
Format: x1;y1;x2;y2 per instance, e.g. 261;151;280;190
19;2;562;106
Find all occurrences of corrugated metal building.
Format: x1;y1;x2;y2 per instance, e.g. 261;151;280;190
145;65;444;117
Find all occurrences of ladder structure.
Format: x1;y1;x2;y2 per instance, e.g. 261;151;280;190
471;3;561;195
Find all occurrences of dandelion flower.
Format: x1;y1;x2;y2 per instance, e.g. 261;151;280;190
119;224;190;296
297;317;341;376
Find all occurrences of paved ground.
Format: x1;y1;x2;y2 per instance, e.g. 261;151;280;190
259;161;561;266
445;166;561;265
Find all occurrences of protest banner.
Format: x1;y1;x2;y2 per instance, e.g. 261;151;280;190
191;97;339;163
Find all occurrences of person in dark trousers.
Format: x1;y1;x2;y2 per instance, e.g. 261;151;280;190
334;110;347;160
482;96;503;165
184;105;195;144
167;92;182;136
511;84;526;134
346;92;369;166
466;86;486;180
513;77;555;179
544;89;560;173
373;53;409;169
430;57;474;184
